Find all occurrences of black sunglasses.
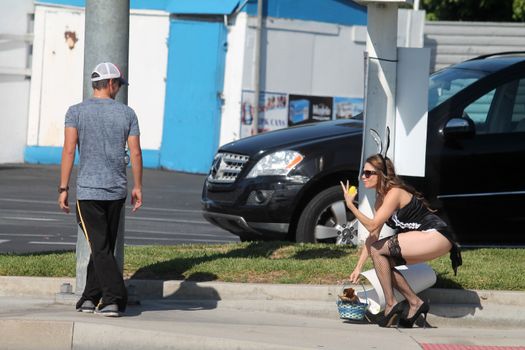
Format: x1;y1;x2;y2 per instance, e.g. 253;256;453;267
361;170;378;178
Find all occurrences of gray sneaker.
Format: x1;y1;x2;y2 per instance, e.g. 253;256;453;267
76;300;95;313
94;304;120;317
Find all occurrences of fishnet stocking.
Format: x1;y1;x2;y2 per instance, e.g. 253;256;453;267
370;237;396;313
370;235;418;315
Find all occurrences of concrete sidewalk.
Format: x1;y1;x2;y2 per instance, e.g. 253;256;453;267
2;297;525;350
1;276;525;349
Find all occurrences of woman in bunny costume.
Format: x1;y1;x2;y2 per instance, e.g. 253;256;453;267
341;130;461;328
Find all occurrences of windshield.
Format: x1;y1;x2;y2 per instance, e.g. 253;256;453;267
428;66;492;110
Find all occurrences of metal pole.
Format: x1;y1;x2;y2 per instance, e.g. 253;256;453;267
358;2;399;243
76;0;129;295
252;0;263;135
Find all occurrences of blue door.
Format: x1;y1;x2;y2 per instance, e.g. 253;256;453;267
160;19;227;173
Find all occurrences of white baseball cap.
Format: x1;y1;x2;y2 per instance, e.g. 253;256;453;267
91;62;128;85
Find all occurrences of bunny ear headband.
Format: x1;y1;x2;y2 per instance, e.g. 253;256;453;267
369;126;390;175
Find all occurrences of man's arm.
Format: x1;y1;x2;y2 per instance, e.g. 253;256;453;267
128;135;143;212
58;127;78;213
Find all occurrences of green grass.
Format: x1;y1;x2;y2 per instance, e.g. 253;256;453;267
1;242;524;290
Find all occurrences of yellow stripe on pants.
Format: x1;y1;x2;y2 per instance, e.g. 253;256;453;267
76;200;92;253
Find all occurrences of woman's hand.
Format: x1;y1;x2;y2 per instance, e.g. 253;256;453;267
349;267;362;284
340;180;358;206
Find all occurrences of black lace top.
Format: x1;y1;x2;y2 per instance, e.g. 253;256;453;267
385;194;462;275
385;195;447;233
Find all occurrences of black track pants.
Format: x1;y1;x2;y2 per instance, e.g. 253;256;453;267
76;199;127;311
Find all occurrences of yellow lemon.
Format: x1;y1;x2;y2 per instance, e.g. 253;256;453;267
348;185;357;195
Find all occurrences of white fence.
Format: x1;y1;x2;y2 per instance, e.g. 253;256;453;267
424;21;525;72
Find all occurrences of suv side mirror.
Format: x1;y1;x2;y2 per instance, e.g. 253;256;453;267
442;118;475;139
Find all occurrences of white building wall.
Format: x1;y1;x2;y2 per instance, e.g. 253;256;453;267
220;12;248;146
243;17;366;98
219;16;369;146
27;5;169;150
216;10;424;144
0;0;34;163
128;10;169;150
27;6;84;147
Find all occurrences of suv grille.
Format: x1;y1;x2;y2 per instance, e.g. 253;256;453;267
207;152;250;184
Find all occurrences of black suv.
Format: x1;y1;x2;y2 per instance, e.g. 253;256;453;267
202;53;525;246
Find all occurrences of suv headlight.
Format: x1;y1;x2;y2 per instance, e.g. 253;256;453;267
246;151;304;178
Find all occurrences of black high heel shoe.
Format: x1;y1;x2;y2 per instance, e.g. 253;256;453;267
377;302;405;328
399;302;429;328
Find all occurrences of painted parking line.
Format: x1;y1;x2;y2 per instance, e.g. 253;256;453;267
126;216;208;224
0;198;57;205
1;217;59;222
0;233;58;237
28;241;76;245
0;240;9;244
0;209;70;216
0;198;202;214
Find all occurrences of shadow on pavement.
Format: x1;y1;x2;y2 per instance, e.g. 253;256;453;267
124;272;221;316
125;242;291;313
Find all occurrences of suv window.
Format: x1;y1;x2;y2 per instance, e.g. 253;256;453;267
511;79;525;132
429;67;490;110
463;78;525;134
464;90;495;130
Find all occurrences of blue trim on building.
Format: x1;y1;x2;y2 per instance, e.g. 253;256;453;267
36;0;85;7
244;0;366;26
24;146;160;168
36;0;168;10
24;146;72;165
141;149;161;168
37;0;365;23
36;0;239;13
159;18;227;174
166;0;240;14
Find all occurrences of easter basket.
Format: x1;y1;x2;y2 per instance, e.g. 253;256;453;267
336;283;369;321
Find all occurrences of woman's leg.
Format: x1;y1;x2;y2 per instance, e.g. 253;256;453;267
398;230;452;265
370;238;398;315
396;230;452;318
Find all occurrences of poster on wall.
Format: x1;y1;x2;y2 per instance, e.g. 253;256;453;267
333;97;364;120
288;95;333;126
240;91;288;138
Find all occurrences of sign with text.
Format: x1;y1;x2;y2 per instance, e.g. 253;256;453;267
240;91;288;138
288;94;333;126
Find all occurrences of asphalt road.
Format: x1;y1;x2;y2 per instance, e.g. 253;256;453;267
0;164;238;254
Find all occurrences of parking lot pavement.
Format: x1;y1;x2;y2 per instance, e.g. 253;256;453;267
0;164;238;253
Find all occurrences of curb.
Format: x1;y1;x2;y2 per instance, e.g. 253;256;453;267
2;276;524;307
1;276;525;328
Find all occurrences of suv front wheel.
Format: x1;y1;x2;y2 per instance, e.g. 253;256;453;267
295;185;358;245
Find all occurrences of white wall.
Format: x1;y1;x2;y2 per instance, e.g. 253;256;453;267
216;10;425;146
0;0;34;163
128;10;169;150
27;5;169;150
27;5;84;147
224;14;365;146
219;16;367;146
244;17;366;98
220;12;248;146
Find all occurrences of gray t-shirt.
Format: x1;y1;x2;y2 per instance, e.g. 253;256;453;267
65;98;140;200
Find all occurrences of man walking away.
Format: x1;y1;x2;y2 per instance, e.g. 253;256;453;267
58;62;143;317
